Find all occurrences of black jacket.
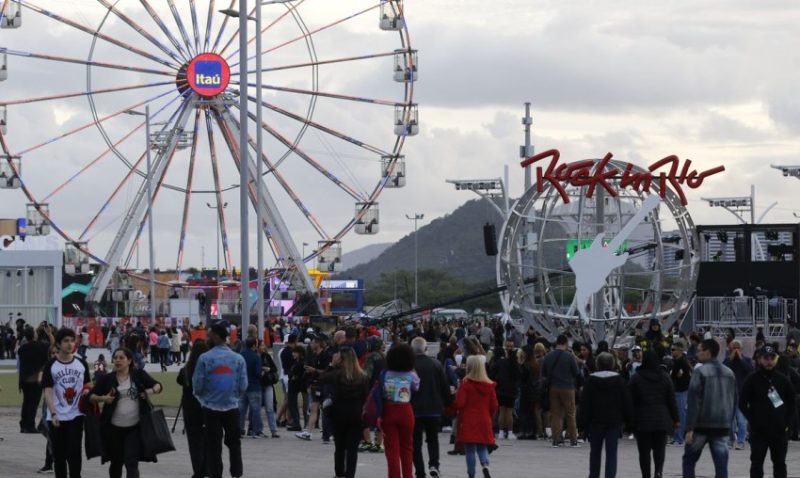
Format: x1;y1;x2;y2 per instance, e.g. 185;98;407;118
578;371;632;430
519;363;540;405
88;369;161;464
411;353;450;417
490;355;521;398
177;367;203;430
320;369;370;422
723;355;755;393
670;354;692;392
17;340;50;385
739;367;796;432
629;368;679;433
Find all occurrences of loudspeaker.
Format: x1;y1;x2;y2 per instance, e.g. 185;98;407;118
483;223;498;256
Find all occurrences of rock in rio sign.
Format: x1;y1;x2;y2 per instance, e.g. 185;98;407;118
520;149;725;206
186;53;231;97
517;148;724;324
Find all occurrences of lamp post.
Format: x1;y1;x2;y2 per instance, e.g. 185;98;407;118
206;202;228;283
405;213;424;306
221;0;294;336
124;107;156;325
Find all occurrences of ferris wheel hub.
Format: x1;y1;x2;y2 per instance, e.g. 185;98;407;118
182;53;231;98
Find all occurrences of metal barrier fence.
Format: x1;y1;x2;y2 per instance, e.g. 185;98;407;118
685;296;796;337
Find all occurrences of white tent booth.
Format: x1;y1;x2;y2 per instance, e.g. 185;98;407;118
0;247;63;327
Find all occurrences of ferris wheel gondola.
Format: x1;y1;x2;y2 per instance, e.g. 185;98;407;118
0;0;416;306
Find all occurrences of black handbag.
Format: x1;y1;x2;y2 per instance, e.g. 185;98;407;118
260;369;279;386
139;400;176;458
83;404;103;460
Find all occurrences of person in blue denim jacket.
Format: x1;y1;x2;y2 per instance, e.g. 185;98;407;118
192;323;247;478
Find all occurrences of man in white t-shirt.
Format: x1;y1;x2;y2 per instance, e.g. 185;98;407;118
42;328;91;478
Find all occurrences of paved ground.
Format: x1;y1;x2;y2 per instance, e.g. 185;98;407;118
1;350;795;477
0;406;796;478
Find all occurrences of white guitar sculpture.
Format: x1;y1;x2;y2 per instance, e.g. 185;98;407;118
569;194;661;323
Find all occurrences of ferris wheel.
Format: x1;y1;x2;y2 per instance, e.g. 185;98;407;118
0;0;417;306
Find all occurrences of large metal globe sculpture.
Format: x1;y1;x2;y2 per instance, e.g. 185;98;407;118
498;157;699;343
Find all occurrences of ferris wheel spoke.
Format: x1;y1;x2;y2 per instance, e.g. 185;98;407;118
204;109;234;273
176;110;203;274
166;0;196;57
95;0;186;67
19;0;180;70
231;81;402;107
230;112;329;239
42;92;185;202
217;2;256;58
1;81;176;108
189;0;201;55
203;0;219;53
15;87;177;156
246;51;397;75
211;0;236;53
79;151;148;242
247;95;389;156
79;100;188;241
231;102;366;202
42;124;145;203
122;125;185;269
0;130;10;156
138;0;191;62
223;0;307;61
0;48;176;77
213;109;290;263
234;3;381;66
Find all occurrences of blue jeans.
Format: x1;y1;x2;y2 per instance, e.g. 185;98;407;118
464;444;490;477
682;433;728;478
673;391;688;444
239;390;263;435
588;423;620;478
261;385;278;434
729;408;747;446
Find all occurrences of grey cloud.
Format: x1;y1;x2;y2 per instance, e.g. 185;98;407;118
697;112;770;142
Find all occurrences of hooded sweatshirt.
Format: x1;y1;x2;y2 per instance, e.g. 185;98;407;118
578;370;632;430
447;378;499;445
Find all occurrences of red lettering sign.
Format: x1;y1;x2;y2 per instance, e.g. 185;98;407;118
520;149;724;206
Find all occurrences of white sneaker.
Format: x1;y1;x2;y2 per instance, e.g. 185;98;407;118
627;434;635;440
507;432;517;440
442;426;452;433
496;432;504;440
295;431;312;441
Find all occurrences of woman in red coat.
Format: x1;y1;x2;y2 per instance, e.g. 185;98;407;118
447;355;498;478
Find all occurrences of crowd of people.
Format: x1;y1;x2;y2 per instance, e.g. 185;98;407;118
6;314;800;478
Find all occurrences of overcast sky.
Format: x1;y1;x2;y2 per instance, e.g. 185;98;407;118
1;0;799;274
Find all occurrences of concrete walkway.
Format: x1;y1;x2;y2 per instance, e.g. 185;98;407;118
0;407;794;477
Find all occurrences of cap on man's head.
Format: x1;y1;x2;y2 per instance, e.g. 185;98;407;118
632;345;643;352
210;323;228;340
760;345;777;357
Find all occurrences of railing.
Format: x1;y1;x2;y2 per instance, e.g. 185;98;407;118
686;296;796;337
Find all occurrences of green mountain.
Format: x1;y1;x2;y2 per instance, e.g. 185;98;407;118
338;198;504;285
